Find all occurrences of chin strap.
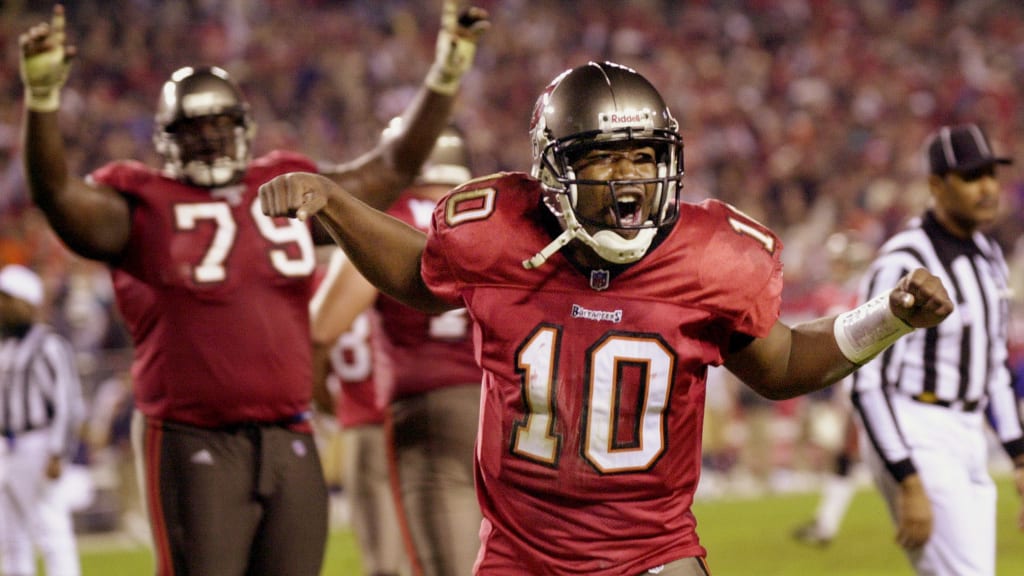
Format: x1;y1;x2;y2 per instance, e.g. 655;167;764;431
522;227;575;270
522;194;584;270
522;193;657;269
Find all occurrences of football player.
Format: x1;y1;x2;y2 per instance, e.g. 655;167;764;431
19;2;487;575
259;61;952;575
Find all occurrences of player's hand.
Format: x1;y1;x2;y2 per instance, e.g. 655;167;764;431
19;4;75;112
45;455;63;480
259;172;334;222
895;474;932;549
426;0;490;95
889;268;954;329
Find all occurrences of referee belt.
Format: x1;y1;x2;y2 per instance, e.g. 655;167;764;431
910;392;980;413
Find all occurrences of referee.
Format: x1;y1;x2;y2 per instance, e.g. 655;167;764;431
852;123;1024;576
0;263;84;576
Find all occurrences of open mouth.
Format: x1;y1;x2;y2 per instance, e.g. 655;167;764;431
613;191;646;227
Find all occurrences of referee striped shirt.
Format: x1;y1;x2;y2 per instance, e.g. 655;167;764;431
851;211;1024;482
0;323;83;457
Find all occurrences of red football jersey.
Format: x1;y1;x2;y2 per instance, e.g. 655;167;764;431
92;151;319;428
421;173;783;575
372;191;481;406
326;312;385;428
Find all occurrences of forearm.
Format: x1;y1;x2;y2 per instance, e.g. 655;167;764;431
311;343;335;416
325;89;457;211
322;2;487;210
309;251;378;345
313;190;451;313
23;111;70;215
729;317;857;400
384;88;458;188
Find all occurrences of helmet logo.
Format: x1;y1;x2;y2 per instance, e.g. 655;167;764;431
598;109;654;131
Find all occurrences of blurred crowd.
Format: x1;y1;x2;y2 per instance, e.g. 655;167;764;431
2;0;1024;516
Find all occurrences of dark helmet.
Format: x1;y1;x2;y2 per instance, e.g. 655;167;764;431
527;61;683;267
152;66;256;187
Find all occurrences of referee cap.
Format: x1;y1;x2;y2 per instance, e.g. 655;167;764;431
0;264;44;307
927;123;1011;176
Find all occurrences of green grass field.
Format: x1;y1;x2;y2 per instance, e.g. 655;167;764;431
78;475;1022;575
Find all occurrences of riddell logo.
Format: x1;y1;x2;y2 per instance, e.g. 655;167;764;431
599;109;653;130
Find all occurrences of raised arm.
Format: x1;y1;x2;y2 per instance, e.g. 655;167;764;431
261;172;452;313
725;268;953;400
308;248;380;415
321;0;489;211
19;4;131;262
311;249;379;347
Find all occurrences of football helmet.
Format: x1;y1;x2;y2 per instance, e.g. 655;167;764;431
525;61;683;269
152;66;256;187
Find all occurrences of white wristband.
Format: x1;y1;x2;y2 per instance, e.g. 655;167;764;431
833;291;914;365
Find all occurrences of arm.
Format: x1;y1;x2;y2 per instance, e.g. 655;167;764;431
724;268;953;400
309;249;379;414
20;4;131;262
321;0;489;211
260;172;453;314
311;249;379;346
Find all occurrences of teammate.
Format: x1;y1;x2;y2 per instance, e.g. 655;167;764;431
260;61;953;575
311;283;407;576
852;123;1024;575
0;264;84;576
19;3;488;575
312;124;482;576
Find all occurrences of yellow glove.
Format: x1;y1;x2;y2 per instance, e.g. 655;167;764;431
426;0;490;95
19;5;72;112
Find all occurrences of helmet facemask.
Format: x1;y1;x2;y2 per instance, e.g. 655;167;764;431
153;66;256;188
539;133;681;265
526;63;684;269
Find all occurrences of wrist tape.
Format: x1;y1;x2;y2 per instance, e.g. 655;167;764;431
25;88;61;112
426;30;477;95
833;291;914;365
21;49;68;113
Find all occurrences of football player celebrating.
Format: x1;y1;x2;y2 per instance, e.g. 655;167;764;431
260;61;953;575
19;3;487;575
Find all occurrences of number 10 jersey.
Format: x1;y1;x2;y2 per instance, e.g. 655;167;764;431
421;172;784;575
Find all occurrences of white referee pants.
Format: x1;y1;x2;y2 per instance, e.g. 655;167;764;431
0;429;81;576
861;394;996;576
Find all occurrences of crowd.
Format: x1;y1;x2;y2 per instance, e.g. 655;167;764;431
1;0;1023;557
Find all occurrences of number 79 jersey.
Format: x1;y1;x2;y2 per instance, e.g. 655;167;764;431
421;172;783;574
90;151;319;428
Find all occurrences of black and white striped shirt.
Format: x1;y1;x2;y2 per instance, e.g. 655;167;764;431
852;211;1024;481
0;323;83;456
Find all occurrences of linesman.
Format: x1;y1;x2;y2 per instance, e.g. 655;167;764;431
0;263;84;576
852;123;1024;576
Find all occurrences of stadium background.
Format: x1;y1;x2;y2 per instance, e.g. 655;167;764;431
1;1;1023;573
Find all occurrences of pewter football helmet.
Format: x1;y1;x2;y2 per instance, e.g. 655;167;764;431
153;66;256;187
526;61;683;268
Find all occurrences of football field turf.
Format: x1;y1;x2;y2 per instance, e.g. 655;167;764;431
78;475;1022;575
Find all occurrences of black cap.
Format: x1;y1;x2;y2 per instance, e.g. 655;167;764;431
927;123;1012;176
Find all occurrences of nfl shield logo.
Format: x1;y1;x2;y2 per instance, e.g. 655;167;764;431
589;269;610;291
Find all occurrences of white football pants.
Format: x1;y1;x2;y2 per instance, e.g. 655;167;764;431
861;395;996;576
0;429;81;576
